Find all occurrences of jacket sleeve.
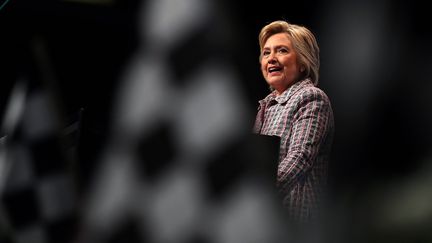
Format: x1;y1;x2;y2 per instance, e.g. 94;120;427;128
277;88;333;193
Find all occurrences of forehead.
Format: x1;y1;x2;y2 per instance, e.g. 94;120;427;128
263;33;292;48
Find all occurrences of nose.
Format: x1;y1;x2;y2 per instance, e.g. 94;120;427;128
267;52;277;64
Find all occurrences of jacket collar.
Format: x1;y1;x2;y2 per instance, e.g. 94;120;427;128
260;78;314;106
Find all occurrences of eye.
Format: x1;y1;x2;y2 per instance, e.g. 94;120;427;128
278;48;288;54
262;50;270;57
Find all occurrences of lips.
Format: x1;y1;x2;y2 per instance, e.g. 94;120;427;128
268;66;282;76
268;66;282;73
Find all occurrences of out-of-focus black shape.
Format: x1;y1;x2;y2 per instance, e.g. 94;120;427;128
187;232;210;243
2;187;40;229
46;214;78;243
75;108;108;197
167;25;213;86
62;108;86;198
205;133;280;199
31;137;68;177
0;233;13;243
106;217;147;243
136;122;177;182
205;142;243;198
62;108;84;151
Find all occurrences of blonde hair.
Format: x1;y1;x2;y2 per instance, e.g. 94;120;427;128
259;20;320;86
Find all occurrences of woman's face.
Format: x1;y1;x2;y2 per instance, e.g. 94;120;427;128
260;33;302;95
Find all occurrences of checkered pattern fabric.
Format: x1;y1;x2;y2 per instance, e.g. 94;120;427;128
253;78;335;223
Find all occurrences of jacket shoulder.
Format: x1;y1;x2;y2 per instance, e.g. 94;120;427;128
292;84;331;104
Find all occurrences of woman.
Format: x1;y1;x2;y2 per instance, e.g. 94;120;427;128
253;20;334;223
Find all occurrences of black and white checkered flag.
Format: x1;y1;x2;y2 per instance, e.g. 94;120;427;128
75;0;291;243
0;40;81;243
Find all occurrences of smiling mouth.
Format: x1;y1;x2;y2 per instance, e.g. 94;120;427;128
268;67;282;73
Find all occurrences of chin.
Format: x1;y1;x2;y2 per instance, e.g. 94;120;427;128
266;80;281;88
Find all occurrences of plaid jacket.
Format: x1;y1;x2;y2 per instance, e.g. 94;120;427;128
253;78;334;222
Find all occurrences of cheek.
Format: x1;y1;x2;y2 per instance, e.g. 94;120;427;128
283;59;299;73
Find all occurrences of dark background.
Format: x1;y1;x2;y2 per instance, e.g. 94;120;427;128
1;0;432;241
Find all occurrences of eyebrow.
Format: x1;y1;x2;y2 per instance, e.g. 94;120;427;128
262;45;289;50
